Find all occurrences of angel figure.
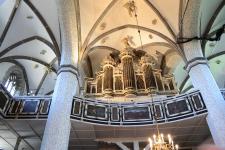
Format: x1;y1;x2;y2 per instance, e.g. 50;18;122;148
122;37;131;48
123;1;136;17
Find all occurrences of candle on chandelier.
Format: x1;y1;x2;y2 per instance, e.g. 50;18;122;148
161;134;164;142
153;134;156;143
168;134;172;144
148;138;153;150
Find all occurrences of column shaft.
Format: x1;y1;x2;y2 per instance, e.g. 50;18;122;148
188;64;225;146
41;72;78;150
183;41;225;147
41;0;78;149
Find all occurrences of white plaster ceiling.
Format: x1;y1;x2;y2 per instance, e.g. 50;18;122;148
92;28;168;50
173;62;186;86
0;1;51;50
0;0;58;95
37;72;57;95
87;0;174;44
209;55;225;88
81;0;182;79
2;40;55;63
0;0;225;95
149;0;180;33
29;0;60;44
0;0;15;36
79;0;112;43
199;0;224;35
17;59;46;92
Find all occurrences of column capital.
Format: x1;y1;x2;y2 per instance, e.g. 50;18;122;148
57;64;79;77
184;57;208;73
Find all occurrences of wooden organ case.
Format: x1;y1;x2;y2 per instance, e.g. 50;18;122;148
84;47;178;98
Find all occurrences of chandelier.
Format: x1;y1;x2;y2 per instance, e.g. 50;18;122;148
130;1;179;150
148;134;178;150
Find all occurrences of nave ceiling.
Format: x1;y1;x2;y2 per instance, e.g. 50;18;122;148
0;0;225;95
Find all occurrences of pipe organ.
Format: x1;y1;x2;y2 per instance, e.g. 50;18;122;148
120;47;136;95
85;47;178;98
102;56;115;96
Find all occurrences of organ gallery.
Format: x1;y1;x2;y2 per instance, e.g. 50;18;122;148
2;0;225;149
84;40;178;97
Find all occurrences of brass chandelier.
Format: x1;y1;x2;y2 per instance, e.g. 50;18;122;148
130;0;179;149
148;134;178;150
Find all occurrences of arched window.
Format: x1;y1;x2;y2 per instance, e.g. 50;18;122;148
4;73;17;96
3;66;26;96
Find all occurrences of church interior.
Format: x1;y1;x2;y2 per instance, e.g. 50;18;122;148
0;0;225;149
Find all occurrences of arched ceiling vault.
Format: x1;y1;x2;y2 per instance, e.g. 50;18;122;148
78;0;185;78
0;0;60;95
1;0;225;95
79;0;181;57
201;1;225;56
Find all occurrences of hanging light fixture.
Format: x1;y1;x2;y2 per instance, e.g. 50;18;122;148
148;134;178;150
131;1;179;149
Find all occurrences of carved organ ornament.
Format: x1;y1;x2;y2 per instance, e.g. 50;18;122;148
85;46;177;98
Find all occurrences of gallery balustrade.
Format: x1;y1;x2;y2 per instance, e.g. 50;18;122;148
0;84;216;126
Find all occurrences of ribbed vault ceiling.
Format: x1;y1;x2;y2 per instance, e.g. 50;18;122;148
0;0;225;95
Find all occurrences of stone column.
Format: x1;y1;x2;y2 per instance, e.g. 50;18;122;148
120;47;136;96
183;41;225;147
40;0;79;150
181;0;225;146
102;56;115;96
